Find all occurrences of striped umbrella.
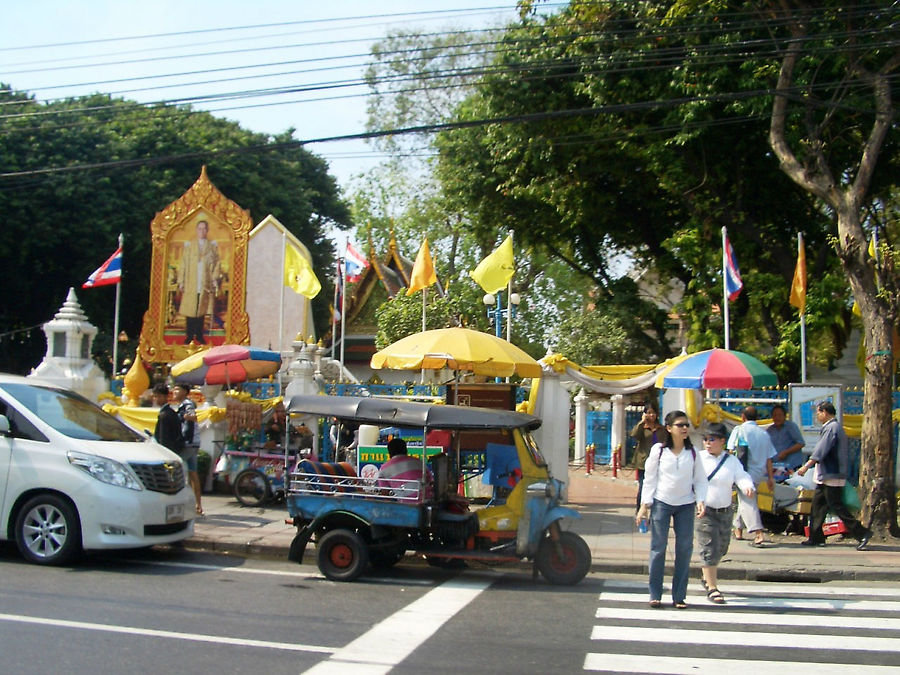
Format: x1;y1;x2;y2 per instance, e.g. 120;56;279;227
655;348;777;389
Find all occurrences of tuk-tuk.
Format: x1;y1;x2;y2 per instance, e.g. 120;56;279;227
284;395;591;585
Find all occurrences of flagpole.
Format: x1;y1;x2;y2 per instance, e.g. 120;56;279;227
331;258;340;358
798;233;807;383
110;233;123;381
722;227;730;350
340;248;348;381
278;232;286;393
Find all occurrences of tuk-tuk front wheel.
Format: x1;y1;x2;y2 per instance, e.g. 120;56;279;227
536;531;591;585
317;529;369;582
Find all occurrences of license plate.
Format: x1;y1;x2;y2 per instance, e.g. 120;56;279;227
166;503;185;523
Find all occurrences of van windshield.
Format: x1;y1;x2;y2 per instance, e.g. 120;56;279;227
0;383;144;442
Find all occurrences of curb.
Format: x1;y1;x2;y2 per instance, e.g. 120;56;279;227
180;535;900;583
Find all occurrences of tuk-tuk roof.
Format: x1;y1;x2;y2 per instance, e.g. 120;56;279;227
286;394;541;431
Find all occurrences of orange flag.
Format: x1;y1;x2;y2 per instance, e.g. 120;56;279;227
789;233;807;314
406;237;437;296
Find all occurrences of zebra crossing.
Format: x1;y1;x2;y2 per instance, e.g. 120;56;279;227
585;578;900;673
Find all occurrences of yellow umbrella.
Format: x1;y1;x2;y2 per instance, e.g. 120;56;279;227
370;327;542;378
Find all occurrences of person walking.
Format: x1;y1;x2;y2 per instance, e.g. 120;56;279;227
636;410;707;609
172;383;203;515
696;423;755;604
727;406;776;546
797;401;872;550
629;402;669;513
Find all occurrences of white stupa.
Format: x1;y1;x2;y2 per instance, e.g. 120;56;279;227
30;287;108;401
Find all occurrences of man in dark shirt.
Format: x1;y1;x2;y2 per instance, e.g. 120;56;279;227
152;384;184;455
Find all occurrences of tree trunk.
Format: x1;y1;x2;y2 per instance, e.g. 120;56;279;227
843;209;900;538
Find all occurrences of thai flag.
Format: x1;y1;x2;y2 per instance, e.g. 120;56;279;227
82;247;122;288
724;236;743;301
344;242;369;282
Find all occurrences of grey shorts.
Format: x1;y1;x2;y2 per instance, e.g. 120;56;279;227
695;506;733;566
178;446;198;472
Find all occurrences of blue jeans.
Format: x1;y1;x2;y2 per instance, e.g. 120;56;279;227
649;499;695;604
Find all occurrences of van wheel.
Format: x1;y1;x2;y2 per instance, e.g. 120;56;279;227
234;469;270;507
15;494;82;566
536;531;590;585
317;529;369;581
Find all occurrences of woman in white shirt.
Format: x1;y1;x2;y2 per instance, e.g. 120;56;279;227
636;410;707;609
696;423;755;604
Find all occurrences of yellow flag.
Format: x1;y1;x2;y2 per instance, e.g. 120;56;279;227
406;237;438;296
789;234;806;314
284;243;321;299
469;234;514;294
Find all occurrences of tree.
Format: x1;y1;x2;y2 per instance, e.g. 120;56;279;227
762;0;900;536
357;28;605;358
0;88;352;374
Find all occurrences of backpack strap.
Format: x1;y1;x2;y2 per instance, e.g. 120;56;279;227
707;453;729;481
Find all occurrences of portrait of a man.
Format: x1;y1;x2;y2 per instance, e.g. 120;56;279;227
178;219;220;344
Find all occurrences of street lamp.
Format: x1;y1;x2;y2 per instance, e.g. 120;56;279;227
482;291;521;341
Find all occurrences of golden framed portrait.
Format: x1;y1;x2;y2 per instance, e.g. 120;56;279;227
139;167;251;364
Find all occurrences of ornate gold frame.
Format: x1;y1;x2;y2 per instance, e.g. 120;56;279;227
139;166;252;363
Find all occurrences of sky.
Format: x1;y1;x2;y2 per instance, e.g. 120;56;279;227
0;1;530;189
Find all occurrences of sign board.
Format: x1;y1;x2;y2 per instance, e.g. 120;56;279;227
357;445;444;479
446;383;517;410
788;383;843;454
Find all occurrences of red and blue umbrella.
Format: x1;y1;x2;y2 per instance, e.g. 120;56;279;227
655;348;777;389
171;344;282;386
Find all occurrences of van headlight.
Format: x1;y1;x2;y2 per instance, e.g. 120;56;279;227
68;451;143;491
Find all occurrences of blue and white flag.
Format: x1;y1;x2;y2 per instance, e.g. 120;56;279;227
82;247;122;288
723;236;743;301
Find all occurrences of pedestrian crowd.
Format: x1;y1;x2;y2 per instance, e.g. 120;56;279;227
633;401;872;608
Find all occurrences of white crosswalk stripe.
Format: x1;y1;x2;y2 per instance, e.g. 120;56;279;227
585;579;900;673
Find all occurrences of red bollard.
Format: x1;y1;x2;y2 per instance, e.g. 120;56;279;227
611;444;619;478
586;443;594;475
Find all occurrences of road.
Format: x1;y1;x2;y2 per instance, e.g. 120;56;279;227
1;544;899;674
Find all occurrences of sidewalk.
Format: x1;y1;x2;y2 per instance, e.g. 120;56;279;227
183;465;900;582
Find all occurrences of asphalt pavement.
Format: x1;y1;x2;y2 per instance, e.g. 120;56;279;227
183;464;900;582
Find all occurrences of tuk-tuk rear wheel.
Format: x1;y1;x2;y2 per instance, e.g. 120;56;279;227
536;531;591;585
317;529;369;582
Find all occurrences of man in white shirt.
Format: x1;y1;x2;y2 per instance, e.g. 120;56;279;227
727;406;776;545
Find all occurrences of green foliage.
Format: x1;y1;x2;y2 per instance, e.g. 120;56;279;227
0;88;352;374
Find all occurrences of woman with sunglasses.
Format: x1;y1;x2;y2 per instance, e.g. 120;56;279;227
635;411;707;609
696;423;755;604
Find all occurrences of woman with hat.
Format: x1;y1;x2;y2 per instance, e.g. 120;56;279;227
696;422;756;604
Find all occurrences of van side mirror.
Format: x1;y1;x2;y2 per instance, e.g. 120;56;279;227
0;415;10;436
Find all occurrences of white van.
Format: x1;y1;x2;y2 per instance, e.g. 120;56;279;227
0;374;195;565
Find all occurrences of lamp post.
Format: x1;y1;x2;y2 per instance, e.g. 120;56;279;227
482;291;521;341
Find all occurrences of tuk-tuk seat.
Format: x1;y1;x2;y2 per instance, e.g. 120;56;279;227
296;459;357;492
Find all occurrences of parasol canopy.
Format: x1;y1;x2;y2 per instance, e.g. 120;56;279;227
655;348;777;390
370;327;542;379
171;344;282;386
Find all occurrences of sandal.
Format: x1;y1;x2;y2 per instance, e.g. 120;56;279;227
707;589;726;604
649;600;662;608
733;529;744;541
674;601;688;609
750;539;766;548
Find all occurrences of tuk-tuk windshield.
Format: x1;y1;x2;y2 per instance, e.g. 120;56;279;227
521;429;548;468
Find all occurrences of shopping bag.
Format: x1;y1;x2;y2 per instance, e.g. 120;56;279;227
843;482;861;513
